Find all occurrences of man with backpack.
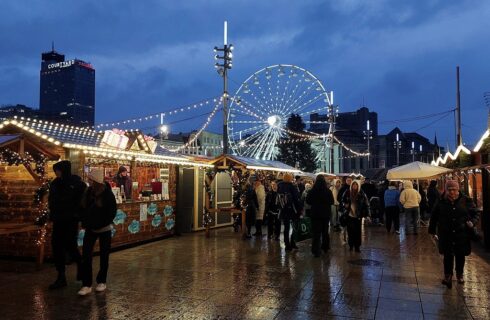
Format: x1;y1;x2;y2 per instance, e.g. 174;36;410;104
277;173;303;251
48;160;87;290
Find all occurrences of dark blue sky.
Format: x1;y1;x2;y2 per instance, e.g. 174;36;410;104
1;0;489;150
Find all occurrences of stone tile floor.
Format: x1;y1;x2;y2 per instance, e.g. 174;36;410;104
1;222;490;320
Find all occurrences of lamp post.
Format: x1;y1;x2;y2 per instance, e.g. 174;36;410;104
393;133;401;166
214;21;233;154
411;141;415;162
363;120;373;168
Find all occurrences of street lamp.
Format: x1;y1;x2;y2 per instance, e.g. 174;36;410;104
419;144;423;162
393;133;402;166
214;21;233;154
411;141;415;162
363;120;373;168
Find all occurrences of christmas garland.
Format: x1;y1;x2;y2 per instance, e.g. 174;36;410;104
0;148;49;245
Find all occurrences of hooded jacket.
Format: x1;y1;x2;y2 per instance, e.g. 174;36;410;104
341;180;369;219
81;182;117;231
306;182;334;220
48;160;87;222
399;181;421;209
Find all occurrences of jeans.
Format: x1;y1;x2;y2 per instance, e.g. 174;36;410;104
81;229;112;287
346;216;362;249
404;207;419;234
51;220;81;276
443;253;465;276
267;212;281;238
385;206;400;232
311;219;329;255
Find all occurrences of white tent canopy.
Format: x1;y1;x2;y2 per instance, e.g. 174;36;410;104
386;161;452;180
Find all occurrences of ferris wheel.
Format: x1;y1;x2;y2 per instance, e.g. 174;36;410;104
228;64;333;160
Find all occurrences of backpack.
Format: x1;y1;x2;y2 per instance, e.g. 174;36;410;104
277;191;297;214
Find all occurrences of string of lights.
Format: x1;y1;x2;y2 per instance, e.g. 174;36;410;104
95;96;221;129
166;100;222;152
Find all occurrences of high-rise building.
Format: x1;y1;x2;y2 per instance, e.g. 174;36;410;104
39;47;95;127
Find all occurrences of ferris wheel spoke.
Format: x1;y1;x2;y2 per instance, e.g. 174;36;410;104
247;127;274;158
233;98;266;120
282;82;317;116
289;93;326;115
229;123;267;138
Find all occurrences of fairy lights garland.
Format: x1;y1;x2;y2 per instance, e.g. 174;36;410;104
95;97;221;129
0;149;49;246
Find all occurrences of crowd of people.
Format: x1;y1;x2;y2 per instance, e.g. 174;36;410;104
241;173;480;288
46;159;480;294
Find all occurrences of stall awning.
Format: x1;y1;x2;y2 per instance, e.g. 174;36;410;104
210;154;301;173
387;161;452;180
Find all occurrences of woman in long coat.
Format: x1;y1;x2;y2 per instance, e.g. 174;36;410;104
429;180;479;289
341;180;370;252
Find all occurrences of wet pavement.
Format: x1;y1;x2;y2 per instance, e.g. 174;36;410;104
1;221;490;320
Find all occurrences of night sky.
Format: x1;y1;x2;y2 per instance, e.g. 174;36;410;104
1;0;489;150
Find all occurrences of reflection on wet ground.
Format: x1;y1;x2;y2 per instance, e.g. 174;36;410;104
1;221;490;319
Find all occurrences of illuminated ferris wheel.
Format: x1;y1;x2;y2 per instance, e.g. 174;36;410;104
228;64;333;160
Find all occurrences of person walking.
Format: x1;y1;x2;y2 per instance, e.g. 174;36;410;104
384;181;401;234
301;183;312;217
78;168;117;296
399;181;421;234
429;180;479;289
48;160;87;290
427;180;440;214
341;180;370;252
278;173;302;251
244;178;258;239
330;179;342;231
254;179;266;237
306;175;334;257
266;181;281;240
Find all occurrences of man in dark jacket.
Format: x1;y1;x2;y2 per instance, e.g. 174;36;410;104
48;160;87;289
306;175;334;257
278;173;303;251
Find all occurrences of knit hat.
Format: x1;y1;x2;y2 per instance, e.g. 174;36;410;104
445;180;459;191
88;168;105;184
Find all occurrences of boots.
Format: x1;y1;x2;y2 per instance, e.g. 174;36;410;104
441;274;453;289
49;274;67;290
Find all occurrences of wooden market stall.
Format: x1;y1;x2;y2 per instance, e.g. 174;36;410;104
432;131;490;251
0;117;212;262
205;154;301;238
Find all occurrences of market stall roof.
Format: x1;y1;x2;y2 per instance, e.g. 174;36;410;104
210;154;301;173
387;161;452;180
0;118;213;167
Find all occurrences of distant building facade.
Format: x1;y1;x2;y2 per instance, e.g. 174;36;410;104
159;130;223;157
310;106;378;173
39;48;95;127
377;128;443;168
0;104;40;120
